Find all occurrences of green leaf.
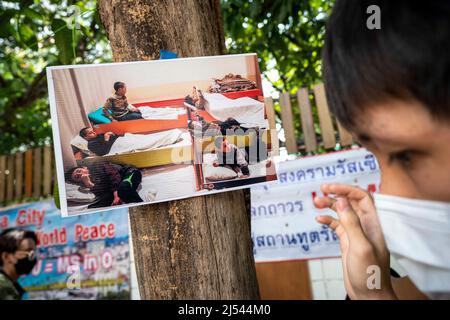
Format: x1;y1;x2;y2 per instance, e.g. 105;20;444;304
23;8;44;21
18;22;38;48
51;18;75;64
0;10;16;37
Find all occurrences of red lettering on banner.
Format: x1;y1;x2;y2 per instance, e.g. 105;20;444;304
36;228;67;247
0;215;8;228
367;183;377;193
84;254;98;271
311;191;328;209
15;208;45;227
44;261;54;273
74;223;116;242
31;260;42;276
101;250;114;269
57;255;80;274
312;184;378;209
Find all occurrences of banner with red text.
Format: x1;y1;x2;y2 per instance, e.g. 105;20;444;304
0;201;130;299
251;148;380;262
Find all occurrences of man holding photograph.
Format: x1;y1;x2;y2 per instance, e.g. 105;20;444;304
314;0;450;299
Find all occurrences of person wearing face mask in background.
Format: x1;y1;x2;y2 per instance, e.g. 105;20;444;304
0;229;38;300
313;0;450;299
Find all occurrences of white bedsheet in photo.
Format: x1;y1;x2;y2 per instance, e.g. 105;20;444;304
67;165;197;212
139;106;186;120
107;129;187;155
138;165;197;202
203;93;267;128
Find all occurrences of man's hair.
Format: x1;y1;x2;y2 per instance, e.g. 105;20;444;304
65;167;79;183
79;127;90;138
114;81;125;92
322;0;450;131
0;229;37;266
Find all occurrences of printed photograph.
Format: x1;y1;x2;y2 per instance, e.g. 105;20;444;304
47;54;277;216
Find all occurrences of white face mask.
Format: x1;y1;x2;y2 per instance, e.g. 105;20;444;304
373;193;450;299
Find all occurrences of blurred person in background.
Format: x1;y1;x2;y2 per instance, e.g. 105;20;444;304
0;229;38;300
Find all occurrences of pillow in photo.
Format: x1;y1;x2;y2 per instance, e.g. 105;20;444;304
65;183;96;203
70;135;89;153
204;164;237;181
203;153;217;165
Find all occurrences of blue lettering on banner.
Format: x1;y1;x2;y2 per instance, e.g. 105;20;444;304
278;153;378;184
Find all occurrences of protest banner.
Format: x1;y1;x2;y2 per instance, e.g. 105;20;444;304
251;148;380;262
0;201;130;299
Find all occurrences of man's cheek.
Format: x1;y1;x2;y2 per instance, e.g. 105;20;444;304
412;164;450;202
7;254;17;265
379;164;419;198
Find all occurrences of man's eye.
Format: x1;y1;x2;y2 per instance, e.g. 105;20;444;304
388;150;413;166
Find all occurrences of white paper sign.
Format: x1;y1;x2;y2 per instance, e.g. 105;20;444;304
251;148;380;262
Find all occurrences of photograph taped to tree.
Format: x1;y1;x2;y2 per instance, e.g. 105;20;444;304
47;54;278;216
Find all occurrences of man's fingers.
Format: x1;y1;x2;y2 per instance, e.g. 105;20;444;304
315;215;346;240
321;183;369;201
335;197;368;242
313;196;337;210
316;215;339;230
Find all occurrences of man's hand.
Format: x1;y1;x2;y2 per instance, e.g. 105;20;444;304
104;132;115;142
212;161;219;167
128;105;139;113
314;184;396;300
112;191;122;206
81;174;95;188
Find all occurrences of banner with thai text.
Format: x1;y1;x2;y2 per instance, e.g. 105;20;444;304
251;148;380;262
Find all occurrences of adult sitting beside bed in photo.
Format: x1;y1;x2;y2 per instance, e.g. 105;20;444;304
103;81;143;122
213;137;249;178
65;161;143;208
189;114;249;136
189;115;268;163
184;86;206;110
79;127;117;156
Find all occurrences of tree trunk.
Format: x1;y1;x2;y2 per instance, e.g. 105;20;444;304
98;0;259;299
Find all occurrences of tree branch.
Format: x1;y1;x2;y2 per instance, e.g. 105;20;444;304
0;66;49;135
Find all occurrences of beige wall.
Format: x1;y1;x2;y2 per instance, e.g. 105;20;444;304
51;69;90;170
73;54;260;112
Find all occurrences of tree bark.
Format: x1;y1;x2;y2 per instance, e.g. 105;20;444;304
98;0;259;299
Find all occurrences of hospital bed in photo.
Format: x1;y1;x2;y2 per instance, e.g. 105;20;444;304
74;130;193;169
192;129;276;191
65;164;198;215
197;129;272;153
91;88;263;135
92;100;189;136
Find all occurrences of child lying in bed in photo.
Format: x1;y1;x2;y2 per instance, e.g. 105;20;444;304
79;127;117;156
213;137;249;178
65;161;143;208
77;127;185;157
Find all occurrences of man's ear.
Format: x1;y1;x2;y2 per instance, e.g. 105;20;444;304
1;252;15;265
